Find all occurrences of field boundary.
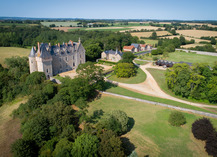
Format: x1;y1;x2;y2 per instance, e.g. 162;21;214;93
176;48;217;56
101;91;217;118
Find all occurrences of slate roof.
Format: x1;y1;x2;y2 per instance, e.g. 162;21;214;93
29;47;36;57
131;43;140;48
104;49;122;56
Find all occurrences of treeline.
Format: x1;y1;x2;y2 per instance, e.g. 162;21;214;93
151;36;194;55
6;60;133;156
166;62;217;103
188;44;216;52
0;26;139;61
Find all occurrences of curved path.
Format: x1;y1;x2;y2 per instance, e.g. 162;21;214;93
106;62;217;109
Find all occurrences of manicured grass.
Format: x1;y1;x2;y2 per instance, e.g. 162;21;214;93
0;47;30;67
105;82;216;114
134;60;148;65
108;68;146;84
167;51;217;67
147;68;217;107
88;95;217;156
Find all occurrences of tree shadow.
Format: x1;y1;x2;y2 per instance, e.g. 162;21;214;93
120;137;136;156
103;82;118;90
127;117;135;133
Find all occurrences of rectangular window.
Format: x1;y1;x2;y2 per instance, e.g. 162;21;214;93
66;57;68;61
47;69;48;73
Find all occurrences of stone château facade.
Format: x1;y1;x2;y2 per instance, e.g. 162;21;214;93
29;39;85;79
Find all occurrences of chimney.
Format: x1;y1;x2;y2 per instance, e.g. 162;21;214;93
37;42;41;56
58;43;60;47
78;37;81;43
65;43;68;46
49;43;51;46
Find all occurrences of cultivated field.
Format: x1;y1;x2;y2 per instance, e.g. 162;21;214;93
160;35;209;43
51;27;81;32
0;47;30;67
88;95;217;156
120;26;165;32
41;21;78;27
131;31;171;38
181;43;206;49
176;30;217;38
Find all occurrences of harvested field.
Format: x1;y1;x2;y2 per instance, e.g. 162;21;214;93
51;27;80;32
181;44;206;49
124;26;164;31
41;21;78;27
160;35;209;43
176;30;217;38
131;31;171;38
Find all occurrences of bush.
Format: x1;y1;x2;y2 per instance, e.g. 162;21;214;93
168;111;186;126
114;63;136;78
205;133;217;156
11;139;38;157
192;118;215;141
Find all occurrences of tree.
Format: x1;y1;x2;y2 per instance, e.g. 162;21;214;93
11;139;38;157
53;138;73;157
76;61;105;90
98;130;125;157
85;43;102;61
120;52;135;63
192;118;215;141
114;63;136;78
39;137;59;157
71;134;99;157
180;36;186;45
168;111;186;126
100;110;129;135
171;29;177;35
150;31;157;39
211;37;216;45
206;76;217;103
205;133;217;157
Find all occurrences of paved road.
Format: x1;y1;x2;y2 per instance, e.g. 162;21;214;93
176;48;217;56
102;91;217;118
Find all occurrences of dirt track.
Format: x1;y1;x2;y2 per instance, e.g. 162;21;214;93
107;62;217;108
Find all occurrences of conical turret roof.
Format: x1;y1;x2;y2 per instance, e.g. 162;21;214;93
29;47;36;57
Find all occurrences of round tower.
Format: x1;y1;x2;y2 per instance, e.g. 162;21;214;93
29;46;37;73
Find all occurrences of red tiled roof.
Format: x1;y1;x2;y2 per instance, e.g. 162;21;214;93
123;46;135;50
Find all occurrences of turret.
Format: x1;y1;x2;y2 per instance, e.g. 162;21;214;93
29;46;37;73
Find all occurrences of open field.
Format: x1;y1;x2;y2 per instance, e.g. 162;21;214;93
41;21;78;27
88;95;217;156
134;60;148;65
160;35;210;43
0;97;28;157
131;31;171;38
119;26;165;32
166;51;217;67
141;39;158;46
51;27;81;32
176;30;217;38
0;22;38;27
181;43;206;49
0;47;30;67
108;68;147;84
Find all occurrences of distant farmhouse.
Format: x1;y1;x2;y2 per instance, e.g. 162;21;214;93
101;49;123;62
29;39;86;79
123;43;152;53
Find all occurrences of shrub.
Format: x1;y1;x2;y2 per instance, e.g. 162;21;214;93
114;63;136;78
168;111;186;126
205;133;217;156
192;118;215;141
153;56;159;61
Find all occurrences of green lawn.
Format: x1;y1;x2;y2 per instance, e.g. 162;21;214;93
105;82;216;114
88;95;217;156
108;68;146;84
167;51;217;67
147;68;217;106
134;60;148;65
0;47;30;67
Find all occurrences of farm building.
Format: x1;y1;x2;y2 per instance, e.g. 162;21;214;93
131;43;141;52
29;39;86;79
140;44;153;51
123;45;135;53
101;49;123;62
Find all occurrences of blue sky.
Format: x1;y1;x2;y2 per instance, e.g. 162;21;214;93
0;0;216;20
